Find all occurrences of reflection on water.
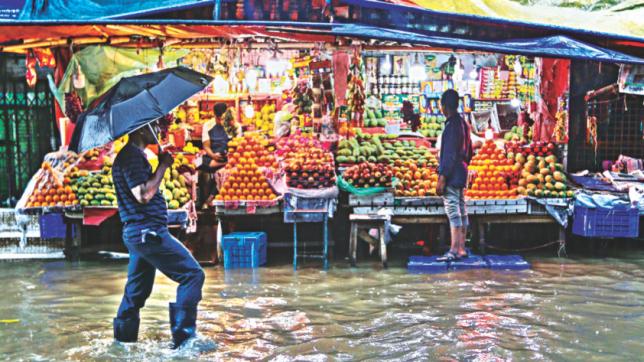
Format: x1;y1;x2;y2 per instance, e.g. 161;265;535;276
1;253;643;361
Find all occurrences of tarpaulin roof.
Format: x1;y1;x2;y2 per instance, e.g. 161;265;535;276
326;23;644;65
12;0;211;21
0;22;642;64
365;0;644;40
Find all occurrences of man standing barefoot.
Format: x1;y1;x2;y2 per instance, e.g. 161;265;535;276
436;90;473;261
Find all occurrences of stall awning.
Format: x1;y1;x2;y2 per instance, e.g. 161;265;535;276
0;22;642;64
325;24;644;65
346;0;644;42
9;0;211;21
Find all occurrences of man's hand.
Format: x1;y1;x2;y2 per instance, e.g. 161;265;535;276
436;175;446;196
213;152;225;162
159;152;174;168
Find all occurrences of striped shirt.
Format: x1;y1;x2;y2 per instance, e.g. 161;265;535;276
112;143;167;240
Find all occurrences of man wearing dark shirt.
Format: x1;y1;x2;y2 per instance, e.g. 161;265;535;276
436;90;473;261
112;121;205;349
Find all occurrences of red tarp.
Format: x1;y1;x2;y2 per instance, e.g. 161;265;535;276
0;24;335;48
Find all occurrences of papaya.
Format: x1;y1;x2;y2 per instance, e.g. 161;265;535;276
543;190;552;198
535;190;544;198
540;168;550;176
566;190;575;198
545;175;553;184
527;189;535;197
554;182;566;191
100;200;111;206
545;182;554;191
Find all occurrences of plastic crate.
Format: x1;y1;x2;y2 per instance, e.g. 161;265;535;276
572;205;639;238
39;213;74;240
222;232;267;269
407;256;448;274
484;255;530;270
449;255;487;271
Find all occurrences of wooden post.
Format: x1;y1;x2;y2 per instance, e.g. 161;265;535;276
349;221;358;267
378;223;387;269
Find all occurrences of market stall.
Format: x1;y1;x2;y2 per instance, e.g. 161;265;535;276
7;18;642;264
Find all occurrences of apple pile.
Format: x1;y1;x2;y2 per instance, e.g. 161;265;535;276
276;134;321;159
393;159;438;197
519;141;556;157
285;148;336;189
516;154;572;198
467;140;518;199
343;162;393;188
227;134;278;171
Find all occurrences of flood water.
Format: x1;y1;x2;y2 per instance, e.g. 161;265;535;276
1;253;643;361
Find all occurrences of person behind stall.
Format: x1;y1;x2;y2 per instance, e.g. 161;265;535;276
199;102;230;208
111;121;205;349
436;89;473;262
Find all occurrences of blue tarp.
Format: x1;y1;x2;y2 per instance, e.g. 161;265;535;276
328;24;644;65
17;0;209;20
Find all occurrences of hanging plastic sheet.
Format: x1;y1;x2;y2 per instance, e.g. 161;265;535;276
329;24;644;65
348;0;644;42
18;0;210;20
57;46;189;109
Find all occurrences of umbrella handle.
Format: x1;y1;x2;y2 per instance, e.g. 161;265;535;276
148;123;166;152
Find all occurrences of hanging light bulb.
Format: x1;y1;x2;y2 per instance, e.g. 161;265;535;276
213;73;229;95
469;58;478;80
244;102;255;119
381;54;392;75
514;57;522;77
409;54;426;82
245;68;259;91
511;98;521;108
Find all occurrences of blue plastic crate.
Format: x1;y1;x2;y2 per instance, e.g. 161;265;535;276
572;205;639;238
484;255;530;271
39;213;74;240
449;255;487;271
222;232;267;269
407;256;448;274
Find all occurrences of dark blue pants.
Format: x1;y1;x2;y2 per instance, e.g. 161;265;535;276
116;227;205;320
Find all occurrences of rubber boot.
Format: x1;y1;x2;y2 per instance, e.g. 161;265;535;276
113;317;140;343
169;303;197;349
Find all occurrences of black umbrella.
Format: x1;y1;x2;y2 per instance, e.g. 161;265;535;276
69;67;212;153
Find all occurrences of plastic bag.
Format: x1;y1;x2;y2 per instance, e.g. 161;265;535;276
336;175;390;196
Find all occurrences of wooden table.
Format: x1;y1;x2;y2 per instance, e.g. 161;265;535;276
347;193;567;265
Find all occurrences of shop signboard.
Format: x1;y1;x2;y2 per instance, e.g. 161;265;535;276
618;65;644;96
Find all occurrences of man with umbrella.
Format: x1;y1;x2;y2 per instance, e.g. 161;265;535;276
70;67;212;348
111;122;205;348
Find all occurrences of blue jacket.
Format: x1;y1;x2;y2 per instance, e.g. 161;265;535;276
438;115;473;188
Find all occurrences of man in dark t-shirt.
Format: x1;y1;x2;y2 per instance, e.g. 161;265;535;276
436;89;473;262
112;121;205;349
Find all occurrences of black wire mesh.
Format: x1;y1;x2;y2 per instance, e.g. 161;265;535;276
582;93;644;171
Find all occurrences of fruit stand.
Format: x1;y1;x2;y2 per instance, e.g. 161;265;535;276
11;13;643;264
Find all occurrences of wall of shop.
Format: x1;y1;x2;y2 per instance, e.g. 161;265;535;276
0;54;58;205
